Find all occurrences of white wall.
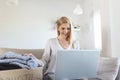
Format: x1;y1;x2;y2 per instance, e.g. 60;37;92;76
100;0;112;57
100;0;120;57
109;0;120;57
0;0;99;49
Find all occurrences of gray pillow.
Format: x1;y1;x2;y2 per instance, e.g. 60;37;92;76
97;57;120;80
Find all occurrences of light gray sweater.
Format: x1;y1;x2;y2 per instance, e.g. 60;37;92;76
41;38;75;79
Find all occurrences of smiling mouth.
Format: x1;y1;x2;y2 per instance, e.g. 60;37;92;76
63;34;68;37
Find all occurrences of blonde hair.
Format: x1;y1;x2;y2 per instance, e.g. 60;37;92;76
56;16;74;48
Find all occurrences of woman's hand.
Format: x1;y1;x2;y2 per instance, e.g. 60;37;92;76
24;53;35;57
24;53;44;67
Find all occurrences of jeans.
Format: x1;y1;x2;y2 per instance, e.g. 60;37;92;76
43;74;52;80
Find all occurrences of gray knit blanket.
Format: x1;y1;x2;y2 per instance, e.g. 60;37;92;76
0;51;43;69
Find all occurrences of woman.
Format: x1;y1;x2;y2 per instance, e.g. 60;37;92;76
42;16;79;80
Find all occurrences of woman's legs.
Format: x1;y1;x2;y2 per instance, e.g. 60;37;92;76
43;74;53;80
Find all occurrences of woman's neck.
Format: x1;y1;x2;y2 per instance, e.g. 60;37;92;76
57;36;70;49
58;36;67;41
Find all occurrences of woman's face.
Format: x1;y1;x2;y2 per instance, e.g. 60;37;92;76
58;23;71;38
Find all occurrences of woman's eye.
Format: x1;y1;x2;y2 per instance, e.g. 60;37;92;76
62;28;65;30
67;28;70;30
61;28;70;30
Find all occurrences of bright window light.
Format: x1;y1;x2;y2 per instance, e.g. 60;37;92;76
93;10;102;50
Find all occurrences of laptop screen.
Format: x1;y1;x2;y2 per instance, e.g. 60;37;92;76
55;50;100;80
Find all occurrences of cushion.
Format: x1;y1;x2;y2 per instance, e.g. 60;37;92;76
97;57;120;80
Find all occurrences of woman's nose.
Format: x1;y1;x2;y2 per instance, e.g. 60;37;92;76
64;29;68;33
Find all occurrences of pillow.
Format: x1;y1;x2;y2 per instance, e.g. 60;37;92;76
97;57;120;80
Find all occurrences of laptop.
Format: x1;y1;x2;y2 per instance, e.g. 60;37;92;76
55;50;100;80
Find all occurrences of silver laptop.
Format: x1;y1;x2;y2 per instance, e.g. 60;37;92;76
55;50;100;80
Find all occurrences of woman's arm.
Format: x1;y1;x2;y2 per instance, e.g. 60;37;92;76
41;39;51;68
